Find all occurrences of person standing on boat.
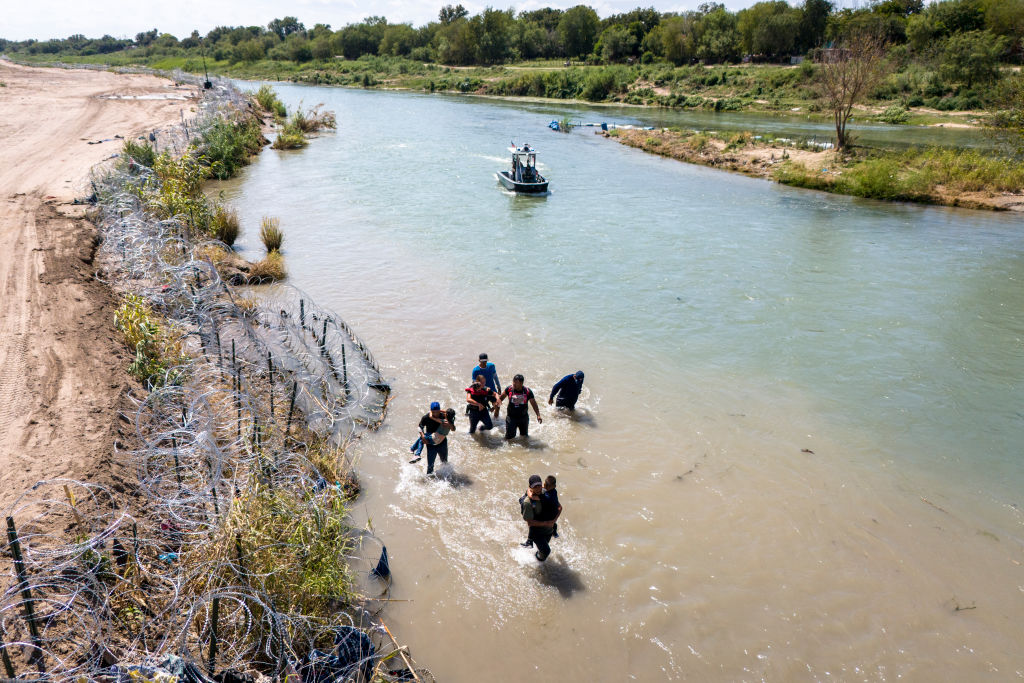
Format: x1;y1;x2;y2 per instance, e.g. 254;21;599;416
549;370;585;410
471;353;501;394
496;374;542;440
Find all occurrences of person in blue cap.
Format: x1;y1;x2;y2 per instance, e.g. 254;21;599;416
548;370;585;410
471;353;501;394
417;401;449;475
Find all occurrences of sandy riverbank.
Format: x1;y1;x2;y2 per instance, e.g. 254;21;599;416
0;61;199;510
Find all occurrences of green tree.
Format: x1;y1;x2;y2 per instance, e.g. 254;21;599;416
797;0;833;52
558;5;601;58
940;30;1008;86
337;17;386;59
236;39;266;62
598;24;638;61
738;1;801;57
380;23;419;56
310;35;333;60
982;0;1024;61
435;18;478;64
648;15;696;65
440;4;469;25
476;7;515;64
991;73;1024;155
268;17;305;41
693;6;741;63
519;8;563;33
135;29;158;46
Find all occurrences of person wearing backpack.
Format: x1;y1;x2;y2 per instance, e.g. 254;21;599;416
520;474;555;561
496;374;542;440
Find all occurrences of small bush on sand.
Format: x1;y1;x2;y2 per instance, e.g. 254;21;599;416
272;123;308;150
211;204;240;245
254;84;287;118
260;216;283;252
121;139;157;168
249;251;286;283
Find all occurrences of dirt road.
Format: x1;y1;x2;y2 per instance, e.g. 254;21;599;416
0;61;198;510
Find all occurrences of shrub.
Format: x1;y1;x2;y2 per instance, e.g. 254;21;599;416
842;158;907;200
880;104;909;124
249;251;286;283
253;84;287;118
260;216;283;252
272;123;308;149
121;139;156;168
199;112;265;179
773;161;833;192
211;204;240;245
114;294;184;388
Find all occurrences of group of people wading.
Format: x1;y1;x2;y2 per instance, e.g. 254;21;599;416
410;353;584;562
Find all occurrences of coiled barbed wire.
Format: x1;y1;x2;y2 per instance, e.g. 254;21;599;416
0;73;430;682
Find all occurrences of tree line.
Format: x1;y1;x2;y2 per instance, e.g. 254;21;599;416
2;0;1021;70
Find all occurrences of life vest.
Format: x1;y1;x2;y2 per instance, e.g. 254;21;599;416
505;386;530;410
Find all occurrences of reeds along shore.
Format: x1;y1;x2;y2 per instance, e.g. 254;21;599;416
609;127;1024;212
0;82;422;681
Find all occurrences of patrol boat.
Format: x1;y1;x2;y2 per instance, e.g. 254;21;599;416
497;143;548;194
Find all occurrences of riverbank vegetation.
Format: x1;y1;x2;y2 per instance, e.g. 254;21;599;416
610;127;1024;210
117;93;297;281
271;103;337;149
3;0;1022;123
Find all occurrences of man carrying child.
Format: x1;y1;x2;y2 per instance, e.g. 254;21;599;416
520;474;562;561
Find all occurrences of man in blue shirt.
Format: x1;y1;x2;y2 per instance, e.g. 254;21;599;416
471;353;501;393
549;370;584;410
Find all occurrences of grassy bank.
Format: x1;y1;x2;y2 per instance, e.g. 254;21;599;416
610;127;1024;211
12;52;995;128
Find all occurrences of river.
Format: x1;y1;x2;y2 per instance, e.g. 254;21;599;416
217;84;1024;681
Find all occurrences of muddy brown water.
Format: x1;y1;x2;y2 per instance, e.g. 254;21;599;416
216;84;1024;681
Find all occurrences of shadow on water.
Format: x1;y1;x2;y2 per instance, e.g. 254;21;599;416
534;556;586;598
552;408;597;427
467;431;505;450
506;437;548;451
435;465;473;488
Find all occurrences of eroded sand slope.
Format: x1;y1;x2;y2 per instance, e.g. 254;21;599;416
0;61;197;508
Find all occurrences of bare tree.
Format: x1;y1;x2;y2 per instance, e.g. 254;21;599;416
815;32;890;152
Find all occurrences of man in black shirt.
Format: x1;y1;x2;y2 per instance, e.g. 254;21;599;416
521;475;554;561
496;374;542;440
418;401;448;475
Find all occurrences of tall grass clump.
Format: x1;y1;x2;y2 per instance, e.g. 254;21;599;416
114;293;185;388
147;151;213;234
272;121;308;149
259;216;283;252
291;104;337;133
254;84;287;118
211;204;240;245
249;251;286;282
121;139;156;168
196;439;357;627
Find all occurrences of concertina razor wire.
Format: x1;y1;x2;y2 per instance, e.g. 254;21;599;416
0;73;432;682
